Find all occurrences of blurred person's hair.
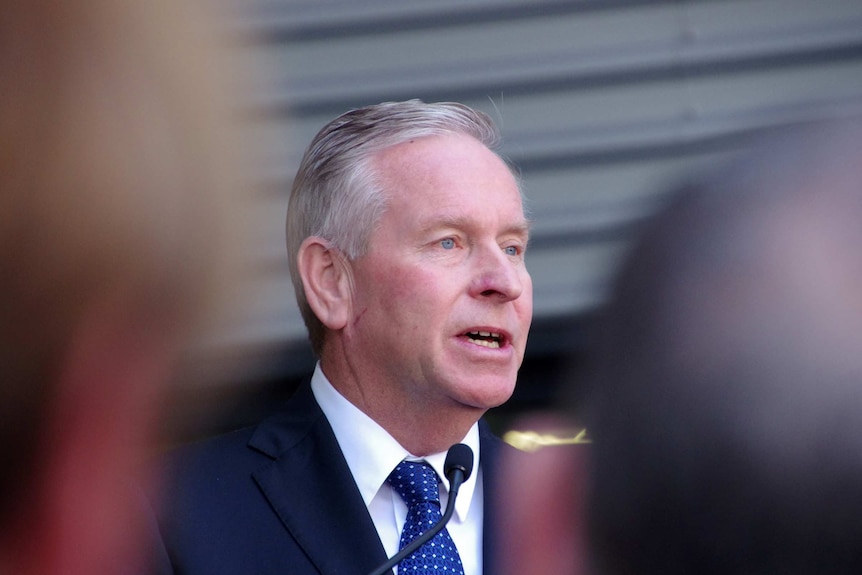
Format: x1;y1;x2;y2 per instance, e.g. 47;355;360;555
584;118;862;575
286;100;509;355
0;0;246;536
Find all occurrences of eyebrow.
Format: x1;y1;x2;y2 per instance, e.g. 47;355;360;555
419;214;532;241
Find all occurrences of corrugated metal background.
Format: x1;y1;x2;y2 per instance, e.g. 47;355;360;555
200;0;862;430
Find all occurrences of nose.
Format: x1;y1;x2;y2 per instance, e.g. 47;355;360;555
469;244;526;302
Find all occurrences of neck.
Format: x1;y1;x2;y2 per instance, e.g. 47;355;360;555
383;408;481;457
319;351;485;457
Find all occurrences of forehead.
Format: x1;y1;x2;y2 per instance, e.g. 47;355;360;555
372;133;526;226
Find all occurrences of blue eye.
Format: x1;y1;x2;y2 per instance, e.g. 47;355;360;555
504;246;520;256
440;238;455;250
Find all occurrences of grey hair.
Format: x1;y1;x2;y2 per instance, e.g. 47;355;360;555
286;99;506;356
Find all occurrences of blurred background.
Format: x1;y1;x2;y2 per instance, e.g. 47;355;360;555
178;0;862;440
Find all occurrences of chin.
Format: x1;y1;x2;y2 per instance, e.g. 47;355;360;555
456;376;517;410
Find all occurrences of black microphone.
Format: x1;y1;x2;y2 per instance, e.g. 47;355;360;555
367;444;475;575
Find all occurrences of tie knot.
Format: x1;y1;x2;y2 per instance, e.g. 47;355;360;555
386;460;441;508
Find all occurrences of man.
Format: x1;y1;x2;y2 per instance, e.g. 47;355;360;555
152;100;533;575
0;1;244;574
497;119;862;575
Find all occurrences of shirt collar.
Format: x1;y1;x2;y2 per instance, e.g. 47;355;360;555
310;362;480;522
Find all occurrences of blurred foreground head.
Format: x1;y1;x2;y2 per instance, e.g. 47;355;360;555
0;0;247;573
587;118;862;575
500;117;862;575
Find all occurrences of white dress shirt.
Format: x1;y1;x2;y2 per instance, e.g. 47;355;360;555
311;363;483;575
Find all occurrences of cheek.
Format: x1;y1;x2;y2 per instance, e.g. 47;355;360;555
371;264;439;304
390;275;422;301
357;267;437;338
519;274;534;318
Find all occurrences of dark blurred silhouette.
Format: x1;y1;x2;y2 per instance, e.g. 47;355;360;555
498;117;862;575
0;1;248;573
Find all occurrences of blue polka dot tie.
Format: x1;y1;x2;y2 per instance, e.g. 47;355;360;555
387;460;466;574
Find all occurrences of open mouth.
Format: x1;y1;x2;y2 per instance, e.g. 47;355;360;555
464;330;504;349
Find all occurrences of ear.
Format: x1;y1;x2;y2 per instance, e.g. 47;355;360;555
297;236;353;331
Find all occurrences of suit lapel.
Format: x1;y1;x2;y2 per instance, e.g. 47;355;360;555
247;383;510;575
249;383;390;575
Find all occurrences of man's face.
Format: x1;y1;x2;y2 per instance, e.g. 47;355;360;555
344;133;533;413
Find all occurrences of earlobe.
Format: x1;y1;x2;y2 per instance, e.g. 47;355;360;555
298;237;353;331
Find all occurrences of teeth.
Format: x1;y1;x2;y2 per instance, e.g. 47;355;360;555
468;330;501;338
466;331;503;349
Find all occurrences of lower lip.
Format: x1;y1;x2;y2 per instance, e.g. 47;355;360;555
456;335;513;356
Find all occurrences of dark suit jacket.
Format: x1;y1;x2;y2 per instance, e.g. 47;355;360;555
147;381;511;575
